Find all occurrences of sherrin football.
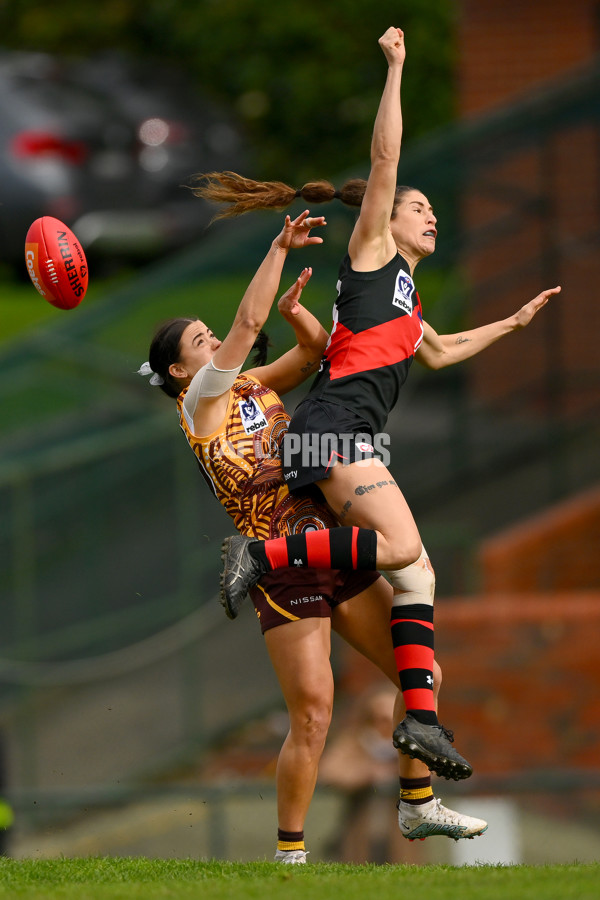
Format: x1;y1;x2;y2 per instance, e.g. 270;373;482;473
25;216;88;309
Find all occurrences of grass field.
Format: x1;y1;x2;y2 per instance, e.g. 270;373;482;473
0;270;139;346
0;257;454;354
0;858;598;900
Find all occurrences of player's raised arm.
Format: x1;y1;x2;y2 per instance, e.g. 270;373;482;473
246;267;330;396
213;213;325;373
348;26;406;271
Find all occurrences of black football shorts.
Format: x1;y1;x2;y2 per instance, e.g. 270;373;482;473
281;398;377;492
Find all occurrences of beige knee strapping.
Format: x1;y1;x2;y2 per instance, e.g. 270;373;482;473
387;544;435;606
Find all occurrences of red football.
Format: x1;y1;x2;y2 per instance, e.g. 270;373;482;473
25;216;88;309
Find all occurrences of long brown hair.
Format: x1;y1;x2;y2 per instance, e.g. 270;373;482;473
190;171;417;219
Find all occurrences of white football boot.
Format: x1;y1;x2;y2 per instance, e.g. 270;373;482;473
398;797;488;841
274;848;308;863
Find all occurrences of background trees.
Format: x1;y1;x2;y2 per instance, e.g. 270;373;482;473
1;0;456;181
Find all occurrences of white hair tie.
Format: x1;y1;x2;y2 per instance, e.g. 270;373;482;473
137;361;164;386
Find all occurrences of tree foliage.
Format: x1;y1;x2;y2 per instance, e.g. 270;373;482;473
1;0;456;181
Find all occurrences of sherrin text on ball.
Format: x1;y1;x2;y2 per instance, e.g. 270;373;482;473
25;216;88;309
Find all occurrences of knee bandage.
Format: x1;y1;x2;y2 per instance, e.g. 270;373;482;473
387;545;435;606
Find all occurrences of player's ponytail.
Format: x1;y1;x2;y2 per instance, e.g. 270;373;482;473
190;171;368;218
250;330;271;368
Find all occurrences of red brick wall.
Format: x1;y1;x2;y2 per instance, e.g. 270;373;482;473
462;122;600;416
435;593;600;774
478;484;600;591
458;0;599;116
337;592;600;775
455;0;600;415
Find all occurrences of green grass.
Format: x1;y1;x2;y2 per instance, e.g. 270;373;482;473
0;274;131;345
0;269;332;358
0;280;61;341
0;255;461;356
0;859;598;900
0;260;181;345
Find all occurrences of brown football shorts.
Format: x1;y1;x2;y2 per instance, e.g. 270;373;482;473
249;566;381;633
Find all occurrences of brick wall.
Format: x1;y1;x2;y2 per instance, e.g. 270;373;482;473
455;0;600;416
338;481;600;775
434;593;600;773
458;0;599;116
479;484;600;591
336;592;600;775
462;120;600;416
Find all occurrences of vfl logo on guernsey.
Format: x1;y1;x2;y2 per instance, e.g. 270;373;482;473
392;269;415;314
238;397;268;434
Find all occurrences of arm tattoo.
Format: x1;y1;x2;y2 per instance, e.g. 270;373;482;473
455;336;472;345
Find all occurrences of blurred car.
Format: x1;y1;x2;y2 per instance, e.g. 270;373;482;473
0;50;248;271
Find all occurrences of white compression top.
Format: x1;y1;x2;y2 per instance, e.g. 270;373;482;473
181;358;242;429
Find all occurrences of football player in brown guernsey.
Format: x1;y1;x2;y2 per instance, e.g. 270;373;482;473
140;210;488;861
194;26;560;784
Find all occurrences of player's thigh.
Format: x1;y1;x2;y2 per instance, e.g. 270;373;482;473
318;457;421;552
264;617;334;717
331;577;398;685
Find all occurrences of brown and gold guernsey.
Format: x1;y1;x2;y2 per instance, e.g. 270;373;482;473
177;374;337;539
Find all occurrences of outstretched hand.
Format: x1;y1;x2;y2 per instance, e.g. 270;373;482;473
278;267;312;317
275;210;326;251
514;285;561;328
378;26;405;66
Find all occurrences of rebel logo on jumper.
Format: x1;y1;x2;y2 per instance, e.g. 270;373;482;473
392;269;415;314
238;397;268;434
